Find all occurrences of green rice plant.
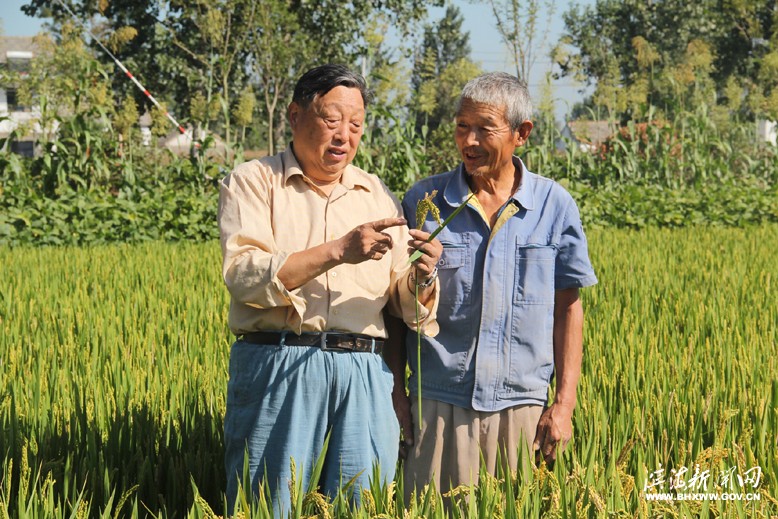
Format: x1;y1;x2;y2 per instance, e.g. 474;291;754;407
0;225;776;517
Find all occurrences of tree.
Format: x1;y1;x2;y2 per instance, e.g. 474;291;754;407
22;0;180;124
21;0;445;157
249;0;315;155
361;13;413;108
17;22;115;144
406;5;481;172
555;0;778;120
411;5;471;92
162;0;258;157
411;5;477;127
291;0;442;63
405;5;481;172
486;0;556;83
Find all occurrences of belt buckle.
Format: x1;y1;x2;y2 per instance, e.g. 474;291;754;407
319;332;339;352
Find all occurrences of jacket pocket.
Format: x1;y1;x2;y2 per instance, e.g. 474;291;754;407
514;244;556;305
437;242;471;306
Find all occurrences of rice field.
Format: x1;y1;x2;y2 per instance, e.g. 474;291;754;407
1;225;776;518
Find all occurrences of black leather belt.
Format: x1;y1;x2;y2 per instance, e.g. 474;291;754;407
238;331;384;354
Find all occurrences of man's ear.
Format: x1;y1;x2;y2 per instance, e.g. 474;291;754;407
288;102;300;130
515;120;534;147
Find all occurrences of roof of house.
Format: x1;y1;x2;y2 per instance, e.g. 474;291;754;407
0;36;38;63
565;120;614;147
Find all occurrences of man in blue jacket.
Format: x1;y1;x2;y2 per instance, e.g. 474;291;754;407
389;72;598;499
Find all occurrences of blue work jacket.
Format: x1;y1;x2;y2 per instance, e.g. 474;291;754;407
401;158;598;412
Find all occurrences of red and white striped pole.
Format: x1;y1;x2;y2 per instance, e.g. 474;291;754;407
53;0;196;145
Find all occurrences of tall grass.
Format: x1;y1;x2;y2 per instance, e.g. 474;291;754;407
1;226;777;517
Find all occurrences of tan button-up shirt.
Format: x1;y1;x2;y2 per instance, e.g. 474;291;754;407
218;146;439;338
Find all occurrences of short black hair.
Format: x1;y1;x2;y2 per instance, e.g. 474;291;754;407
292;64;372;108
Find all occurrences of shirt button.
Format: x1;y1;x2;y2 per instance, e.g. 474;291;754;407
333;309;339;315
331;271;338;277
438;259;446;266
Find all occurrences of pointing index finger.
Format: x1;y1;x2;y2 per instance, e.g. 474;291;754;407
371;217;407;232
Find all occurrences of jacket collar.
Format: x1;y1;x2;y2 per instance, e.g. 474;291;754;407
444;156;536;210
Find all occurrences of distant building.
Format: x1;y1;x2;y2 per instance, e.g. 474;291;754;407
757;119;777;146
558;120;614;153
143;116;227;158
0;36;39;156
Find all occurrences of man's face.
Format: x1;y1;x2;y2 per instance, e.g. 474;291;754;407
288;85;365;185
454;98;526;177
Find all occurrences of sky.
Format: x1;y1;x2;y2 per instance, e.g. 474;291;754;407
1;0;594;122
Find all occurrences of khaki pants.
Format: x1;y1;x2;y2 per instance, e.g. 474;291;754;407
403;398;543;501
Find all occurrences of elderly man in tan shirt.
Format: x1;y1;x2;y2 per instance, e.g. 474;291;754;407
218;64;441;515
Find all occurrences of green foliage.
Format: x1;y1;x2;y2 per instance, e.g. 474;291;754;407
0;181;218;246
113;94;139;142
522;105;778;229
556;0;778;121
411;5;479;137
250;0;317;156
419;58;483;173
354;105;433;198
0;126;221;246
487;0;556;82
18;24;113;120
568;181;778;229
1;225;777;516
20;0;443;156
363;13;414;110
2;11;777;247
411;4;472;90
4;101;778;247
530;104;776;182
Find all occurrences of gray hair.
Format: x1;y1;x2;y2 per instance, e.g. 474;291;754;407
292;64;372;109
456;72;532;130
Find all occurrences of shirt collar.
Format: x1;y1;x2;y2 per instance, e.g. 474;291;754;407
444;156;536;211
442;163;471;208
511;156;536;210
282;144;371;192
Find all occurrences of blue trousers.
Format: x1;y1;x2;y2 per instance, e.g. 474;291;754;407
224;339;400;516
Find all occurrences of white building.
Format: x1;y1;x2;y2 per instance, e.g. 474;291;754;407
757;119;777;146
0;36;40;156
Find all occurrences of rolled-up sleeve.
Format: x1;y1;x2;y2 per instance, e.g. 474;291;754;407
218;171;306;326
554;197;598;290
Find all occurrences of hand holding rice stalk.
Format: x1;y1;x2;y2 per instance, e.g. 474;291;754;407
410;190;473;429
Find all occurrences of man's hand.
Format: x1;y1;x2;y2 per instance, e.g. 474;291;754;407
533;402;574;466
408;229;443;280
392;387;415;459
336;217;407;264
534;288;583;467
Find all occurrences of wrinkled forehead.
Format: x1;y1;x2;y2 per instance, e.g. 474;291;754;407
300;85;368;110
306;86;365;113
456;98;509;124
